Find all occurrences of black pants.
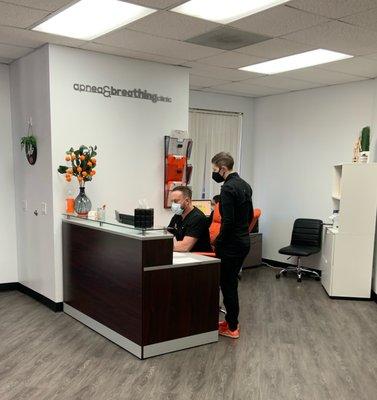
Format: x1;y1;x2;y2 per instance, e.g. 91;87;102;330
220;253;248;331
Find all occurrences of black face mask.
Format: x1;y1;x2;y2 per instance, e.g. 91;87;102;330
212;171;225;183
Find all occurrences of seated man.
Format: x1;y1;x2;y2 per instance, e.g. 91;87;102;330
168;186;211;252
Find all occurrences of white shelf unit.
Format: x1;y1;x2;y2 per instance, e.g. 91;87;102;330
321;163;377;298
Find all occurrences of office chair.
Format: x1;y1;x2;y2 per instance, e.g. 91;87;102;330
275;218;323;282
196;205;261;257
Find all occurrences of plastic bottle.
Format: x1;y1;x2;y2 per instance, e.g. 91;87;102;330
66;189;75;214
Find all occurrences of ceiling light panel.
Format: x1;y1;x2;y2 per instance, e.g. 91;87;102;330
33;0;156;40
240;49;353;74
172;0;290;24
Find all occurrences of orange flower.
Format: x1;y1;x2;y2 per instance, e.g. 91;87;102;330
90;170;96;176
66;168;73;174
78;176;83;182
77;166;82;173
65;155;71;161
82;171;88;177
79;155;85;161
66;176;71;182
71;154;76;160
91;157;96;164
87;161;92;167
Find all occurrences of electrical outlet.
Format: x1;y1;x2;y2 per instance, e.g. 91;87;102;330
22;200;27;211
41;202;47;215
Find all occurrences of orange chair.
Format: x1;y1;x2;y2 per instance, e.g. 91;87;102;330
197;204;261;257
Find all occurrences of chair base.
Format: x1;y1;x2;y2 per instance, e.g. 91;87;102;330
275;257;320;282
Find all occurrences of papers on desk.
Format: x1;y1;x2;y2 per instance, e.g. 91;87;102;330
173;257;200;265
173;252;199;265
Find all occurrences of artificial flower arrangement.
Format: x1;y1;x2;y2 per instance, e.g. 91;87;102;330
58;145;97;186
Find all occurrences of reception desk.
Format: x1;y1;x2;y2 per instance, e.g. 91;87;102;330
62;216;220;359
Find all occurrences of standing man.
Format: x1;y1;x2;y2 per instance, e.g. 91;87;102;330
212;152;253;339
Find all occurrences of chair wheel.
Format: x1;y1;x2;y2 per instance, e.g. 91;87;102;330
315;276;320;281
276;274;280;279
297;277;302;283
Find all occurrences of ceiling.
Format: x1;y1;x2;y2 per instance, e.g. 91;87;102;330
2;0;377;98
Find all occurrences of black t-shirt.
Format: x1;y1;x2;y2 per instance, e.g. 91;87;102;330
216;172;253;257
168;207;211;252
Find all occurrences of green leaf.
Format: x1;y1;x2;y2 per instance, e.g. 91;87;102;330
58;166;68;174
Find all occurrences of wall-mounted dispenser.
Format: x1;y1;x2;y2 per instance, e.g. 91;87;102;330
164;130;193;208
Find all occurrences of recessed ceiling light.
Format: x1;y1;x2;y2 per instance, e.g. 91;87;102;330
239;49;353;74
172;0;290;24
33;0;156;40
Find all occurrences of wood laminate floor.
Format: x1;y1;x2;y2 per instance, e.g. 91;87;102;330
1;266;377;400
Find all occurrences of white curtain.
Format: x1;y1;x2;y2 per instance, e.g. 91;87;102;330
188;109;242;199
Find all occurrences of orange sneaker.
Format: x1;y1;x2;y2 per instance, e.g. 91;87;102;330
219;325;240;339
218;320;240;330
218;320;228;329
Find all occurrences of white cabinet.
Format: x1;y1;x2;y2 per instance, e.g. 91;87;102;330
322;164;377;298
321;228;335;294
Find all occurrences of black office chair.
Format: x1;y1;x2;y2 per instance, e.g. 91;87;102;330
276;218;323;282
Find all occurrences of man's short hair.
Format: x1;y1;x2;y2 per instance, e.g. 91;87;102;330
172;185;192;199
211;152;234;170
213;195;220;204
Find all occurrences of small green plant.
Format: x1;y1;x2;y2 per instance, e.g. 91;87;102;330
20;135;37;156
361;126;370;152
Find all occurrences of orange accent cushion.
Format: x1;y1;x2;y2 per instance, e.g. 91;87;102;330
196;206;262;256
249;208;261;233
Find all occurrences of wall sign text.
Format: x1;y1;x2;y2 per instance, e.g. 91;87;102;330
73;83;172;103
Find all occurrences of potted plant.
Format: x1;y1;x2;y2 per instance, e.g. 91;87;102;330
359;126;370;163
58;145;97;216
20;134;37;165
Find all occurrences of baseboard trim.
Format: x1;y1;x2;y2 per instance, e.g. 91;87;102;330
262;258;322;275
372;291;377;303
0;282;18;291
242;263;264;270
17;284;63;312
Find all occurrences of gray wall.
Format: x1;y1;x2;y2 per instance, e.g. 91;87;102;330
0;64;18;284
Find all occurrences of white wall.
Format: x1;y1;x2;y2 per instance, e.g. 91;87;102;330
0;64;18;284
49;45;189;301
9;43;377;299
252;80;375;271
10;46;57;298
189;90;254;184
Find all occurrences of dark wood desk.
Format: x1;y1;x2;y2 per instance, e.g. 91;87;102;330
62;218;220;359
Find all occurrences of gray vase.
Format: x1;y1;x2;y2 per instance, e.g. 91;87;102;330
75;186;92;216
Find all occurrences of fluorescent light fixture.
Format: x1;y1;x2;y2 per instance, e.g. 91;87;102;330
33;0;156;40
239;49;353;74
172;0;290;24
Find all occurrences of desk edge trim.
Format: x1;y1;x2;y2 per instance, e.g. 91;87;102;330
64;303;142;359
143;330;218;359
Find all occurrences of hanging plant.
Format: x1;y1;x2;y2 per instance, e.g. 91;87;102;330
20;118;37;165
